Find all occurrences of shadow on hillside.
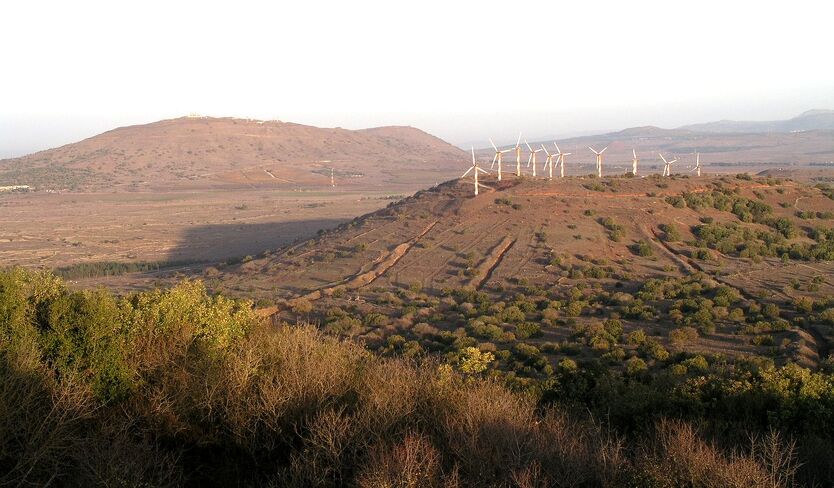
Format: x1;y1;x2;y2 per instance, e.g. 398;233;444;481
165;218;349;264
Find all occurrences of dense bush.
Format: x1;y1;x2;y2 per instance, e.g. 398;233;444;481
55;259;200;279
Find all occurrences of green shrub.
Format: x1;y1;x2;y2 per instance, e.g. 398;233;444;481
499;305;525;323
669;326;698;346
659;223;681;242
626;356;648;375
631;240;653;257
515;322;542;340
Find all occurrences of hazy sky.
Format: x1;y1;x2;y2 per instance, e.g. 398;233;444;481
2;0;832;157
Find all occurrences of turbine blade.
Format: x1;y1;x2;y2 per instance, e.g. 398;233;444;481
471;147;476;164
525;140;533;152
554;143;561;154
516;132;522;147
461;167;473;178
600;147;608;154
489;138;498;151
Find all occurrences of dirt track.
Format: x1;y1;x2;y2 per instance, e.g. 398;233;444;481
466;236;516;289
301;221;438;300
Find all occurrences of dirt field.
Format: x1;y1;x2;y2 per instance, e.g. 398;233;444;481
0;188;402;270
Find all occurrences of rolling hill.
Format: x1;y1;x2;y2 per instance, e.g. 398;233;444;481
194;173;834;374
0;116;468;191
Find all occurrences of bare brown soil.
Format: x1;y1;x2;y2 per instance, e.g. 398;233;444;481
0;188;397;272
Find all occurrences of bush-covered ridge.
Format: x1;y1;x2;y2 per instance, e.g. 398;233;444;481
2;267;832;486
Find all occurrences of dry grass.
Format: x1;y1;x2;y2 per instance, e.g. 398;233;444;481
0;340;180;487
636;419;798;488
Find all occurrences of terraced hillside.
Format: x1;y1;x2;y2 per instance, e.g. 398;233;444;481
204;173;834;381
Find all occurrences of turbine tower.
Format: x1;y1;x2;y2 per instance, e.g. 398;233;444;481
541;144;554;180
462;147;491;196
489;138;512;181
526;140;542;177
659;153;678;177
554;143;572;178
588;146;608;178
631;149;639;176
514;132;523;177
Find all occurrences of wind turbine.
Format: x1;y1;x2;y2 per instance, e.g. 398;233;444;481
541;145;555;180
514;132;523;177
691;152;702;177
554;143;572;178
631;149;639;176
462;147;491;196
659;153;678;177
489;138;512;181
588;146;608;178
330;167;335;187
526;140;542;177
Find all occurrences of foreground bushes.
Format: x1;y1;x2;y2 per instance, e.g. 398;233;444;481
0;268;805;486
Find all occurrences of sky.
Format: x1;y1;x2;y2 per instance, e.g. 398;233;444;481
1;0;833;157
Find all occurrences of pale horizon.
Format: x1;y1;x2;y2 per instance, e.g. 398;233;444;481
2;0;833;158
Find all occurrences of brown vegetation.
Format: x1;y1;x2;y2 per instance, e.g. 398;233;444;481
0;267;804;486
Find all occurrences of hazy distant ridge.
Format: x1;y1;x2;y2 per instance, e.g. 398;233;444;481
679;109;834;134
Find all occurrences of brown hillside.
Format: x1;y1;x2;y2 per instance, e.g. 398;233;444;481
202;173;834;369
0;117;467;191
214;175;832;300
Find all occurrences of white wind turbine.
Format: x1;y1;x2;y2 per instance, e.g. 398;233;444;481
588;146;608;178
489;138;512;181
541;145;555;180
631;149;639;176
554;143;572;178
659;153;678;177
691;152;702;177
462;147;491;196
526;140;543;177
514;132;523;177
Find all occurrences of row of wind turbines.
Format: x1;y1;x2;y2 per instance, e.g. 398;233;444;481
462;133;703;195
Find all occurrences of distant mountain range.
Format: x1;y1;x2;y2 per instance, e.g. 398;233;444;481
678;109;834;134
484;110;834;172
